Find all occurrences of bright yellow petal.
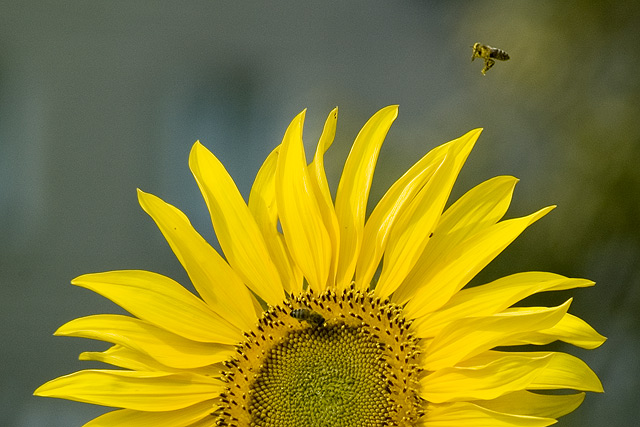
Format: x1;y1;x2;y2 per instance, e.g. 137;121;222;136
421;353;554;403
471;390;585;419
71;270;241;344
80;345;169;372
308;107;341;286
403;206;555;319
430;175;518;248
375;129;480;299
189;141;284;306
249;146;303;295
527;352;604;392
56;314;234;369
79;345;222;378
461;351;604;393
412;272;594;338
82;400;217;427
138;189;258;331
355;136;450;290
506;310;607;349
334;105;399;289
34;370;223;411
275;110;332;291
186;416;222;427
391;175;518;304
422;300;571;370
423;402;557;427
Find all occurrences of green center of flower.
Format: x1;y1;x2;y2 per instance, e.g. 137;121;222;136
249;324;390;426
217;288;424;427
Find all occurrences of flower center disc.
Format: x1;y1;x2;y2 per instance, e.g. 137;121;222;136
217;289;423;427
250;324;390;426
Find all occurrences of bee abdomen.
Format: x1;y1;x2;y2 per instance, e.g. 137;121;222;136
290;308;325;327
489;48;510;61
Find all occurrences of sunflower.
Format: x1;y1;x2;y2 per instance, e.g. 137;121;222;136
35;106;605;426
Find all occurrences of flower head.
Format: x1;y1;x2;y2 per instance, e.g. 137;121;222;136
35;106;604;426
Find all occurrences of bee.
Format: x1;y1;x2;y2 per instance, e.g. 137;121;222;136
290;308;325;327
471;43;510;75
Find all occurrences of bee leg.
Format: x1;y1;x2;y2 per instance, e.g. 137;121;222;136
481;58;495;75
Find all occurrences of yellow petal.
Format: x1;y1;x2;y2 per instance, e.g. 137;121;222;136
506;310;607;349
431;175;518;248
375;129;480;299
71;270;241;344
189;141;284;306
334;105;399;289
138;189;258;331
249;146;303;295
80;345;222;378
391;175;518;304
80;345;169;372
355;136;450;290
471;390;585;419
82;400;217;427
412;272;594;338
463;351;604;393
423;300;571;370
186;417;223;427
527;352;604;392
421;353;554;403
403;206;555;319
34;370;223;411
423;402;557;427
275;110;332;291
308;107;341;287
57;314;234;368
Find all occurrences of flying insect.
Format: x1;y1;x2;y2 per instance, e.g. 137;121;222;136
290;308;325;327
471;43;510;75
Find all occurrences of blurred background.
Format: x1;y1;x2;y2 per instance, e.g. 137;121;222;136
1;1;638;425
